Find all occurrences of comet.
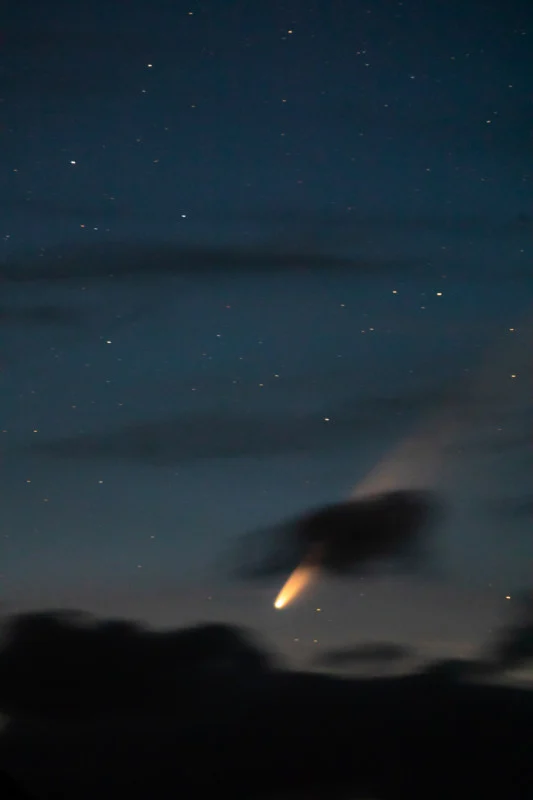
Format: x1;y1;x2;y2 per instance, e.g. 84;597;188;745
270;314;532;609
269;489;439;609
274;560;320;609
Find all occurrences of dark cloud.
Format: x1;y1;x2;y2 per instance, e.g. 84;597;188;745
231;490;440;579
23;409;384;464
1;609;533;800
420;658;493;681
0;240;424;284
312;641;413;668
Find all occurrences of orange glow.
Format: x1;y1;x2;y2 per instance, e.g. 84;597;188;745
274;562;319;609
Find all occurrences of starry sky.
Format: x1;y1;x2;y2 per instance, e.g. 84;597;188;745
1;0;532;673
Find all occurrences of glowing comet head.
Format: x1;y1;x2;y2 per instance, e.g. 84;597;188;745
274;562;318;609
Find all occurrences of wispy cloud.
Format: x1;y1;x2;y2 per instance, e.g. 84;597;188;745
1;240;425;283
312;641;413;668
23;410;375;464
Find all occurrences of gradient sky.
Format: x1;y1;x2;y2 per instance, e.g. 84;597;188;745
1;0;532;674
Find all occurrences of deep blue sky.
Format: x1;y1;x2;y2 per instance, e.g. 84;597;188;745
1;0;532;673
2;0;532;252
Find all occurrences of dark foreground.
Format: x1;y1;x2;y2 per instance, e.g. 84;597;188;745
1;668;532;800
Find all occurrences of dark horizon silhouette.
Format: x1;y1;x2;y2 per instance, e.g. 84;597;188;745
0;609;532;799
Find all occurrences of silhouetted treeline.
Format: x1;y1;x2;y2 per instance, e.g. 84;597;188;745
0;611;275;720
0;609;532;799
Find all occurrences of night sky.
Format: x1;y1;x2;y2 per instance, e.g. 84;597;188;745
1;0;532;674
